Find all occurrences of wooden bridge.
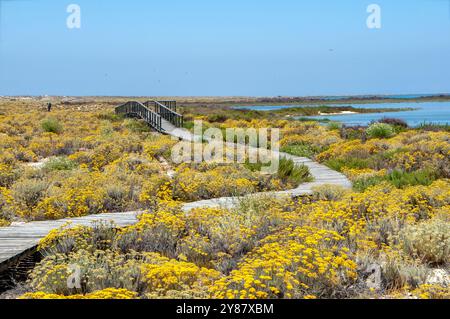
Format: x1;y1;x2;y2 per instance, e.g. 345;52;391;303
115;100;184;133
0;100;352;290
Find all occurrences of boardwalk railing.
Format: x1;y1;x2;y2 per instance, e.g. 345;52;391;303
144;101;184;128
116;101;163;132
158;100;177;112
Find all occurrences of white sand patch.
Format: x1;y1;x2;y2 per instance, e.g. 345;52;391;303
26;158;50;169
156;155;176;178
318;111;357;116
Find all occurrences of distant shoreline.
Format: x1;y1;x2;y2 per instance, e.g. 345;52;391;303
1;94;450;108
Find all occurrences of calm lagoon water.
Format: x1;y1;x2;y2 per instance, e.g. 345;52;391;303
234;102;450;127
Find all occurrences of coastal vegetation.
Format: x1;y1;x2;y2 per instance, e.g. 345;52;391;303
0;98;449;299
183;105;415;124
0;106;306;224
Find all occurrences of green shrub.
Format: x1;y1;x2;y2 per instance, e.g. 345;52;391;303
183;121;195;130
400;218;450;265
386;169;436;188
207;114;228;123
43;157;77;172
327;121;343;131
41;118;63;134
353;176;384;192
325;158;372;171
366;123;395;139
243;160;264;172
281;144;324;158
277;158;312;185
417;123;450;132
97;113;123;122
353;169;437;192
124;119;151;133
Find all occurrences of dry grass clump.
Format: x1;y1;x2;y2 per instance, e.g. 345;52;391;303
400;218;450;266
312;184;350;201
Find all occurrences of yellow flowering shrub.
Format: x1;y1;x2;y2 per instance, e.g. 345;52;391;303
0;163;20;187
388;284;450;299
316;131;450;183
342;168;387;182
143;135;178;159
117;210;186;257
33;171;106;219
21;288;138;300
172;163;260;201
0;103;303;223
142;257;221;298
408;284;450;299
37;221;117;255
300;181;450;250
210;226;357;299
24;178;450;299
0;218;10;226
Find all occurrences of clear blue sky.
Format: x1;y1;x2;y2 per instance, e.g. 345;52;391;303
0;0;449;96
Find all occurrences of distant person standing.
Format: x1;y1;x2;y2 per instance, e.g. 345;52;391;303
47;102;52;112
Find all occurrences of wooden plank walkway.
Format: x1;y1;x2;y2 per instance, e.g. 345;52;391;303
0;212;139;272
0;104;352;273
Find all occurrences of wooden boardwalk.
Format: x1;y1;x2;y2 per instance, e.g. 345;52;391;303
0;212;139;272
0;101;351;274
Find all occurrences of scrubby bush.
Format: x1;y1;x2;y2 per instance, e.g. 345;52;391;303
41;118;63;134
378;253;429;291
37;222;117;256
43;157;77;172
277;158;311;185
312;184;350;201
0;218;10;227
21;288;138;299
378;117;408;128
103;184;130;212
207;114;228;123
12;179;48;211
0;163;20;187
400;218;450;266
281;144;323;158
28;250;147;295
407;284;450;299
123;119;151;133
327;121;342;130
353;169;437;192
366;123;395;139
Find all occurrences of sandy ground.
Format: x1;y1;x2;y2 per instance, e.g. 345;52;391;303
318;111;357;116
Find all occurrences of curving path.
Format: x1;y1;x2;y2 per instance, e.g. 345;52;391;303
0;119;351;272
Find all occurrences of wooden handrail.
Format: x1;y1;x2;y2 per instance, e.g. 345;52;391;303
145;100;183;128
158;100;177;112
115;100;184;132
115;101;163;132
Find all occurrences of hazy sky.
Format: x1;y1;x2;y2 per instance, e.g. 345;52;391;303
0;0;449;96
